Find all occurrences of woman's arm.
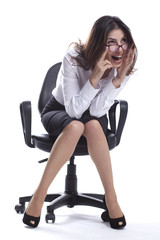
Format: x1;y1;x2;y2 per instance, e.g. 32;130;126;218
60;56;99;118
89;47;113;88
89;75;130;117
89;45;136;117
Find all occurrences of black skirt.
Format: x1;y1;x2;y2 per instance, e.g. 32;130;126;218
41;96;108;137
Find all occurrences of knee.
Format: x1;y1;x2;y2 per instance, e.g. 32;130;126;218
83;120;103;139
64;121;84;138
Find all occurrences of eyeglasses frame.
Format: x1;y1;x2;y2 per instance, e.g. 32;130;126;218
105;42;128;52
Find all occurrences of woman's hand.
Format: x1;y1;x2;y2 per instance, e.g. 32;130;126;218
90;47;113;88
113;45;136;88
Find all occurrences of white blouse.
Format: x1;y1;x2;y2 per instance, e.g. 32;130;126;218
52;48;130;118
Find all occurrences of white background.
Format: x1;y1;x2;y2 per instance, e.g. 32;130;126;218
1;0;160;239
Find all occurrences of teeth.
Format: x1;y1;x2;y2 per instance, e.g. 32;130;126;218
112;56;122;60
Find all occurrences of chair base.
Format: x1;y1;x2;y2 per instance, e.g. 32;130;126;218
15;156;106;223
15;192;106;223
45;192;105;223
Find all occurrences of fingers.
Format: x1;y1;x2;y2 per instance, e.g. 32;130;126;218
100;46;108;61
99;47;112;66
103;59;113;68
125;44;136;65
97;58;112;71
93;47;113;79
129;45;136;64
130;48;136;64
129;44;136;57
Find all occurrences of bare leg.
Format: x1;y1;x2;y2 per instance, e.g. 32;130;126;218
26;121;84;217
83;120;123;219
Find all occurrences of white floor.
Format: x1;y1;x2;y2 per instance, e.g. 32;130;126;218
1;149;160;240
1;196;159;240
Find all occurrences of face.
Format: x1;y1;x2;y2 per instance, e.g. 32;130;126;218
105;28;128;68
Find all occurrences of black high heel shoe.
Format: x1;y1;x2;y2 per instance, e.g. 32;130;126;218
103;196;126;229
23;212;40;228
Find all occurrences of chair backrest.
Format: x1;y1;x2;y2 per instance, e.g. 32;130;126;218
38;62;62;114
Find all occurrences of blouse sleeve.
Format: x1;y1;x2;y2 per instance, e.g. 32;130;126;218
90;76;130;117
60;56;99;118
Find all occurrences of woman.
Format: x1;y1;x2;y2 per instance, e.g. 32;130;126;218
23;15;137;229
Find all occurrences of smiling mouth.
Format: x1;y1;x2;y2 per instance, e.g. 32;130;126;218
112;55;122;63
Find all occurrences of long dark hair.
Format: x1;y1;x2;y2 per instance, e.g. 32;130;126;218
71;15;137;75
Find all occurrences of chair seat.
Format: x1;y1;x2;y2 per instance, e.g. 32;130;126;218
32;130;117;156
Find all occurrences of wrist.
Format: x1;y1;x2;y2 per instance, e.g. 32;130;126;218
89;77;99;88
112;77;123;88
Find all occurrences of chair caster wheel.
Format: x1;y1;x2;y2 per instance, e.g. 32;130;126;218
45;213;55;223
101;211;109;222
15;203;25;214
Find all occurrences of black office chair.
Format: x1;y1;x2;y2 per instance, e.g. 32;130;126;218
15;62;128;223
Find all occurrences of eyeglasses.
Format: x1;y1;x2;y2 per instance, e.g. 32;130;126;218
105;43;128;52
